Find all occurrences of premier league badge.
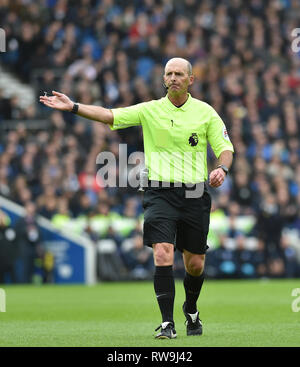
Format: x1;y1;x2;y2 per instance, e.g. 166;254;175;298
188;133;198;147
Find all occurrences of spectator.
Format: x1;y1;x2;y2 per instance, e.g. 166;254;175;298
0;209;18;283
15;202;43;283
254;193;285;275
51;197;71;230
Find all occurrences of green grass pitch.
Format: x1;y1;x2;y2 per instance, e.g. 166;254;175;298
0;279;299;347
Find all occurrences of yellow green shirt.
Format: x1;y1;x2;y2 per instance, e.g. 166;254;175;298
111;94;234;183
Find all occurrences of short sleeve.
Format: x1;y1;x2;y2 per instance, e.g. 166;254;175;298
207;107;234;158
110;103;144;130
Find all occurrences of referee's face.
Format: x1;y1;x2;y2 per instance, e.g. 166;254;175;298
163;58;194;97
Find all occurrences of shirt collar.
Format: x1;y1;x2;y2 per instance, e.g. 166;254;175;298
163;93;192;111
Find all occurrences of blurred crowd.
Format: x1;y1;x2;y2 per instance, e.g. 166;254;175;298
1;0;300;282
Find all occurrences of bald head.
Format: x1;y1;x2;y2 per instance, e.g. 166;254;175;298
164;58;193;76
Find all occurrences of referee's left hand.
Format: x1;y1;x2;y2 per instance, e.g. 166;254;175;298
209;168;226;188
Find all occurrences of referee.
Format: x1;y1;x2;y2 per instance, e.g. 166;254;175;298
40;57;234;339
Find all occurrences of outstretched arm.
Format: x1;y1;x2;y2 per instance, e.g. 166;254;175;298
39;91;113;126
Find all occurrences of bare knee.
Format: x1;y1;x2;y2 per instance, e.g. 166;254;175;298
184;253;205;276
152;242;174;266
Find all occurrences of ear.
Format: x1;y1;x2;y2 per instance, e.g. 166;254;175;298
188;74;194;86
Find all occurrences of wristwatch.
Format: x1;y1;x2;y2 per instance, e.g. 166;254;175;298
71;103;79;114
217;164;229;175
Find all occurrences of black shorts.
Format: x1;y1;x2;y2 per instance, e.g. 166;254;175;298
142;185;211;255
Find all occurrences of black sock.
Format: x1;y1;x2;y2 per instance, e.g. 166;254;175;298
154;265;175;323
184;272;205;314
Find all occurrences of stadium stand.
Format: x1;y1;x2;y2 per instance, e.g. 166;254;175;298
0;0;300;282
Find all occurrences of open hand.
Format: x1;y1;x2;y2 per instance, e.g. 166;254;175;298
39;91;73;112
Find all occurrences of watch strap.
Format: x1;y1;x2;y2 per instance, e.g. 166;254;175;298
217;164;229;175
71;103;79;114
